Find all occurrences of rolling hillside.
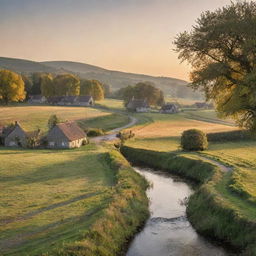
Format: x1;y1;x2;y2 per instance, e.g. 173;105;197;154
0;57;202;98
0;57;57;73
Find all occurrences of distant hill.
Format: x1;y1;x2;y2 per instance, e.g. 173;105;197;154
0;57;202;99
0;57;57;73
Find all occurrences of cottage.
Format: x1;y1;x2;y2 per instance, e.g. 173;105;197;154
59;96;78;106
3;122;27;147
47;122;87;148
126;98;150;112
76;96;94;106
160;103;179;114
47;96;63;105
28;95;46;104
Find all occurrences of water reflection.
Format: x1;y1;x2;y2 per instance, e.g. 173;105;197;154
126;167;230;256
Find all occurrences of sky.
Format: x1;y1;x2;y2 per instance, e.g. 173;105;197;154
0;0;234;80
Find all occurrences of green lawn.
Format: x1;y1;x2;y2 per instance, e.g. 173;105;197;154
96;99;125;111
125;110;256;219
0;105;130;133
0;145;115;255
78;113;130;131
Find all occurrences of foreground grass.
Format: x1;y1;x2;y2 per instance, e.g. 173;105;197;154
0;145;149;256
0;145;115;255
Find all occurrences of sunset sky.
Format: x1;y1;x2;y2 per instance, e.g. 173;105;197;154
1;0;233;80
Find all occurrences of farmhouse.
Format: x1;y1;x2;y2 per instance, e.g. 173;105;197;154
126;98;150;112
59;96;78;106
47;96;63;105
3;122;27;147
47;122;87;148
160;103;179;114
28;95;46;104
76;96;94;106
47;95;94;106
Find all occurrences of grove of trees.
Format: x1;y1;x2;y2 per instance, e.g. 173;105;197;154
174;1;256;132
116;82;165;106
0;70;108;103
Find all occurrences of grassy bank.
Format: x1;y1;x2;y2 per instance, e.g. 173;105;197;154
0;146;148;256
121;145;256;255
55;149;149;256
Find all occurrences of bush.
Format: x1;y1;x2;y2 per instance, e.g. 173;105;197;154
116;130;135;141
181;129;208;151
86;128;105;137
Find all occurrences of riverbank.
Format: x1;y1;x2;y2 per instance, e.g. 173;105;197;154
55;148;149;256
121;145;256;255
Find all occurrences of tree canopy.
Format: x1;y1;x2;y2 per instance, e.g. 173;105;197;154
174;1;256;131
54;74;80;96
0;70;25;104
80;79;104;101
40;74;54;97
119;82;164;106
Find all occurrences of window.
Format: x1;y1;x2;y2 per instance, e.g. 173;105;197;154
49;141;55;146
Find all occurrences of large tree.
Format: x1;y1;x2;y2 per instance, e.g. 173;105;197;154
40;74;54;97
174;1;256;131
0;70;25;104
120;82;164;106
80;79;104;101
54;74;80;96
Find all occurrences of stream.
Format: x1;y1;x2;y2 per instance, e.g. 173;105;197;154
126;167;230;256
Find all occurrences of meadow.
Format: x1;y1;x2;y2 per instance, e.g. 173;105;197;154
123;107;256;228
0;105;128;133
0;145;115;255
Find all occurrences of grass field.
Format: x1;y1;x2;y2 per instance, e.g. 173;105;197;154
0;105;129;133
126;111;236;151
125;109;256;221
0;145;115;255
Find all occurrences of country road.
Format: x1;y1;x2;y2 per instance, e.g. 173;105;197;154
91;115;137;143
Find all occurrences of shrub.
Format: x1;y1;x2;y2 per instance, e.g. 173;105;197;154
181;129;208;151
116;130;135;141
86;128;105;137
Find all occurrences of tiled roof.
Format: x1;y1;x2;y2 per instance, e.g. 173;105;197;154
56;122;86;141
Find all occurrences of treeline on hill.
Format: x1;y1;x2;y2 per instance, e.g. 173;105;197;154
114;81;165;107
0;69;111;104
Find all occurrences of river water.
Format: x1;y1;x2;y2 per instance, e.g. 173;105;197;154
126;167;230;256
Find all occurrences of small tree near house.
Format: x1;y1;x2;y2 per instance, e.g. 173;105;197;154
48;115;60;130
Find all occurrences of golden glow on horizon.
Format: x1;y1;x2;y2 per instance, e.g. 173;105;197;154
0;0;231;80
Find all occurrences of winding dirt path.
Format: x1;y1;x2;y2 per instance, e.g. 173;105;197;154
91;115;137;143
197;155;233;172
